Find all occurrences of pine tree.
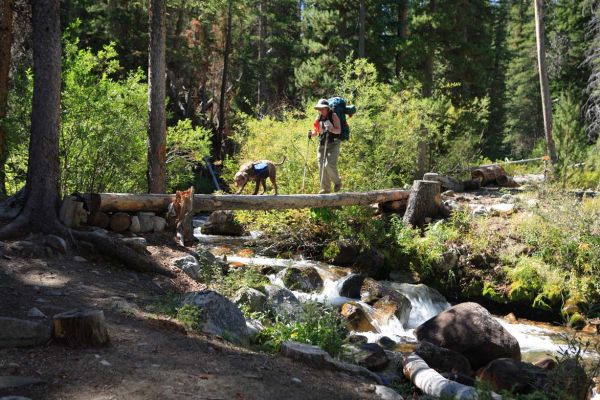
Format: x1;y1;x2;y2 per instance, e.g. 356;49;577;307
504;0;543;157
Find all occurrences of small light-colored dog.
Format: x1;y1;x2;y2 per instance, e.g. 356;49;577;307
234;157;286;195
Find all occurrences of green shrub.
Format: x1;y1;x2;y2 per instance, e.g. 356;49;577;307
176;304;203;331
253;302;345;356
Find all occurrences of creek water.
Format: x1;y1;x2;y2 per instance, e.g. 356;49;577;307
194;222;600;398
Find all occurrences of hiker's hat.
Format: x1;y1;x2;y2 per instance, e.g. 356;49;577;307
314;98;330;110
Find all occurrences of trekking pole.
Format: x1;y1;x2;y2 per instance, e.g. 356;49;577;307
319;131;329;192
301;132;311;193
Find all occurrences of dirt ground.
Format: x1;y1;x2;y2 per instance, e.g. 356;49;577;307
0;234;381;400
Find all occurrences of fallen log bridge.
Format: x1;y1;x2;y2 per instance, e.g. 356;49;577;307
85;189;410;214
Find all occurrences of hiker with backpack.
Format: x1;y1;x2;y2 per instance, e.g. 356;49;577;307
308;97;356;194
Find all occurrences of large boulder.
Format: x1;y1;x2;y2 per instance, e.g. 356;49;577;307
264;284;302;317
337;274;364;299
353;249;386;279
389;283;450;329
172;250;227;282
201;211;244;236
233;287;267;314
340;302;375;332
372;294;412;327
341;343;390;371
0;317;52;348
330;242;360;266
360;278;389;304
415;302;521;370
415;340;472;376
278;266;323;293
476;358;547;394
183;290;248;345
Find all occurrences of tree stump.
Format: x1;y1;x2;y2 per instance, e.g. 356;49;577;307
52;309;110;347
403;180;442;227
109;212;131;232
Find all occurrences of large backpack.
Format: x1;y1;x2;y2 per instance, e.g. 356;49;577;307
328;97;356;141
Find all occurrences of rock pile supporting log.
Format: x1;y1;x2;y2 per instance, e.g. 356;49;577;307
84;189;410;213
52;309;110;347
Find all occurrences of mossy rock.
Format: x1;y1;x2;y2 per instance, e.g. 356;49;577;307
567;313;586;330
280;266;323;293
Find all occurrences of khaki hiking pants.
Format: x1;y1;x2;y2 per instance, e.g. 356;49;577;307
317;138;341;193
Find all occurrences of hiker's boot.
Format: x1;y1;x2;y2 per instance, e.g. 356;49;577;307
333;182;342;192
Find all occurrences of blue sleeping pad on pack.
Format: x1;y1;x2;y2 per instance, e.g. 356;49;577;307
253;162;269;179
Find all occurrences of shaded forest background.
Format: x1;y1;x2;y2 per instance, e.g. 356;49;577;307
2;0;600;197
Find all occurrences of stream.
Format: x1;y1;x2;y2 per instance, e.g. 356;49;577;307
194;220;600;399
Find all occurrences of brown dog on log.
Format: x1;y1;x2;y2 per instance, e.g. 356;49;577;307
234;157;286;195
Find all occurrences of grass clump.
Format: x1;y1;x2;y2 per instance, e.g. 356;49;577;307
176;304;203;331
247;302;346;356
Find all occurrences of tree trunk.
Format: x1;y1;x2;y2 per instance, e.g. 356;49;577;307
85;189;409;213
415;0;435;180
534;0;557;164
20;0;61;233
147;0;167;193
218;1;233;160
52;309;110;348
395;0;409;78
0;0;14;199
403;180;442;227
257;1;266;114
358;0;366;58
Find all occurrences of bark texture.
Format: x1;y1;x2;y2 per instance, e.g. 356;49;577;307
403;180;442;227
534;0;557;164
148;0;167;193
0;0;14;199
52;309;110;347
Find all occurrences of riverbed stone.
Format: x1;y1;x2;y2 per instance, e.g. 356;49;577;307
152;216;167;232
415;340;472;376
279;341;382;383
330;242;360;266
136;212;155;233
233;287;267;313
341;343;390;372
360;278;388;304
477;358;547;394
372;294;412;327
377;336;397;350
279;266;323;293
201;211;244;236
129;216;141;233
337;274;364;299
183;290;248;345
264;284;302;317
340;302;375;332
353;249;386;279
0;317;51;348
415;302;521;370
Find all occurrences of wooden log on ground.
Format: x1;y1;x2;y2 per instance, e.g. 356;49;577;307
52;309;110;347
471;164;508;187
423;173;465;192
403;354;502;400
85;189;410;213
403;180;442;227
109;212;131;232
462;179;481;191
